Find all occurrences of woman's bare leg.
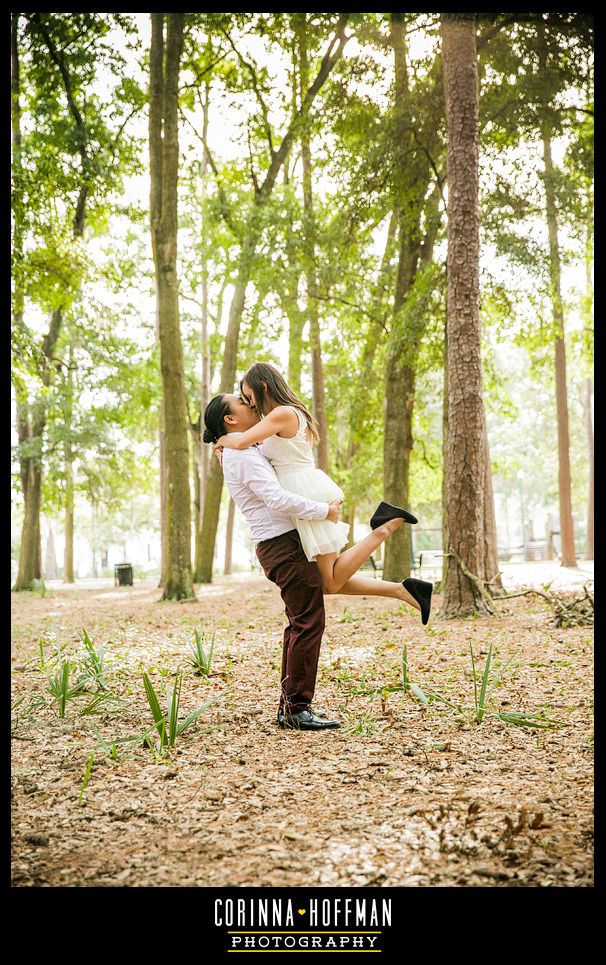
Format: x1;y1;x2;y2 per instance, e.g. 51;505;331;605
315;518;404;594
333;574;421;610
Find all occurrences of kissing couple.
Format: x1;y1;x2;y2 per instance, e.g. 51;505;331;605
203;361;433;733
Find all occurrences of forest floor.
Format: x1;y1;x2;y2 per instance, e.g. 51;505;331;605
11;564;593;888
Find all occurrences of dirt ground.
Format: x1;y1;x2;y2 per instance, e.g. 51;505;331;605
11;572;593;888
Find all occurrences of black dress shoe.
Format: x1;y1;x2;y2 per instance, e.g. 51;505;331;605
403;577;433;625
370;501;418;528
277;707;328;721
278;709;341;731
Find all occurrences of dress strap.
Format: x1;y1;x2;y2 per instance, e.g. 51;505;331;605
290;406;307;437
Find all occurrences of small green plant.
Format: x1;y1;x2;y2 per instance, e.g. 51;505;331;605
142;671;220;753
468;643;560;730
11;693;48;729
38;635;67;673
470;640;493;723
496;710;558;729
46;652;87;718
188;628;215;677
79;691;127;716
337;607;362;624
31;578;46;597
77;627;107;691
343;710;377;736
78;754;95;805
402;645;429;705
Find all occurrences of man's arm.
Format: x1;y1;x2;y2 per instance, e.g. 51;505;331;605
226;449;331;520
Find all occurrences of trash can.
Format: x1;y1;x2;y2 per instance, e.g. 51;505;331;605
115;563;133;586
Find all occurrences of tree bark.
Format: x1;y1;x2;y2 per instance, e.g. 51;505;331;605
62;338;75;582
224;497;235;576
64;465;75;583
440;14;493;617
296;13;329;472
158;410;167;587
194;77;212;582
149;13;194;600
538;23;576;568
45;521;58;581
382;15;416;583
14;17;89;590
281;174;305;395
383;16;445;583
197;18;349;582
584;376;594;559
440;323;448;589
482;414;504;592
343;205;398;548
13;15;43;586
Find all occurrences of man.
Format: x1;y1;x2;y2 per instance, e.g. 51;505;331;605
203;392;343;732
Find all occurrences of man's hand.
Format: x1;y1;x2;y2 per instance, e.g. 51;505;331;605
326;498;344;523
213;444;224;467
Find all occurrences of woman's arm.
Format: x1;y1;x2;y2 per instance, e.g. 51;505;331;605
216;406;298;450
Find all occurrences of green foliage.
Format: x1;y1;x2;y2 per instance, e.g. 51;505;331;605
46;651;88;718
77;627;107;691
188;629;216;676
78;754;95;805
142;672;221;753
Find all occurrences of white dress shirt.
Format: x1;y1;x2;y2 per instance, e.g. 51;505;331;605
222;445;329;543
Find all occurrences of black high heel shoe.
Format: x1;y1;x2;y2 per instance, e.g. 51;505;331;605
403;578;433;625
370;501;418;528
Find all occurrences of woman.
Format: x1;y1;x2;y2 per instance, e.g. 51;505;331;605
213;362;432;623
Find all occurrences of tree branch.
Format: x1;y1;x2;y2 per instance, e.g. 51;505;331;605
311;292;389;331
178;106;239;237
30;14;86;136
219;26;275;157
258;14;351;200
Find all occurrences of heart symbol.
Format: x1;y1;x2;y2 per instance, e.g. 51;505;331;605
298;909;306;915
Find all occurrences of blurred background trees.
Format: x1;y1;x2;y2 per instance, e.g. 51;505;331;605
11;12;593;610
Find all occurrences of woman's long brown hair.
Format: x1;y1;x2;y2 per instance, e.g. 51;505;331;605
241;362;320;445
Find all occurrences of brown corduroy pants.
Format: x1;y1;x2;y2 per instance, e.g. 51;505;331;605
255;529;325;716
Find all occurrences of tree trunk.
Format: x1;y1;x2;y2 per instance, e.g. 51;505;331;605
440;323;448;590
13;16;88;590
45;521;58;581
296;14;328;471
62;339;75;582
224;497;235;576
538;24;576;568
348;206;398;466
197;20;349;582
194;78;212;582
285;294;305;395
158;414;167;587
383;15;444;583
64;461;75;583
585;376;594;559
90;499;98;578
482;414;504;592
440;14;493;617
149;13;194;600
282;115;305;396
13;16;43;587
382;16;415;583
191;419;201;574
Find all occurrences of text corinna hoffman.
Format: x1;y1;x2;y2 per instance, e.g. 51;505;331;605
214;897;392;927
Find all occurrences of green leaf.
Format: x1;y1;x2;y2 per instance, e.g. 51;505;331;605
410;683;429;705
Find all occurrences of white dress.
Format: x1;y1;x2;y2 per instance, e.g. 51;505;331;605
261;407;350;562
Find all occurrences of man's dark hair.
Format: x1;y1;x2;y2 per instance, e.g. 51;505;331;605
203;394;232;444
